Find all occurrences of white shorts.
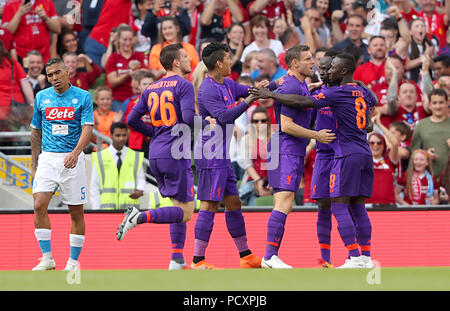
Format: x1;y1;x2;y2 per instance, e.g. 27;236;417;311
33;151;87;205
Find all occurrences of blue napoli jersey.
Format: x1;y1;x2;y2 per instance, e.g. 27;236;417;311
31;85;94;153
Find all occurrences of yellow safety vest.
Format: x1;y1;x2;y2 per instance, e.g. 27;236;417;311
148;191;201;210
92;148;144;210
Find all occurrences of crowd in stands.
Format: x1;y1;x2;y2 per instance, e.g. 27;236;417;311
0;0;449;206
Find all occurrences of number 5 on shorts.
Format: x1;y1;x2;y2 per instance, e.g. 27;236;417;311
81;187;86;200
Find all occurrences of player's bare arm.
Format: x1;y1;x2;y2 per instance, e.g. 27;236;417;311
64;124;93;169
31;128;42;180
250;87;316;109
280;115;335;144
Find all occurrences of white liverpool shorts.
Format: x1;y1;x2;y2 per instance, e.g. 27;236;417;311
32;151;87;205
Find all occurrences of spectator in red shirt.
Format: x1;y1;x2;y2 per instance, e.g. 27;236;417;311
123;69;155;158
24;49;50;96
366;113;399;206
0;26;17;59
353;36;387;87
418;0;449;50
2;0;61;63
247;0;288;38
392;0;419;23
0;39;34;131
330;0;355;43
182;0;202;49
246;74;276;126
84;0;136;68
238;106;273;205
105;24;147;112
200;0;244;43
63;52;102;91
395;149;439;205
389;120;412;175
405;18;437;83
277;27;300;70
372;54;423;127
383;82;430;144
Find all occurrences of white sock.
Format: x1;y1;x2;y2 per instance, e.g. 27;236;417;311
69;234;85;261
34;229;52;258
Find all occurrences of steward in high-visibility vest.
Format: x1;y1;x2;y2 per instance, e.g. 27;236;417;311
92;148;144;210
148;191;201;210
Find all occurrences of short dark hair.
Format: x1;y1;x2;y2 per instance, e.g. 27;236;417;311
347;14;366;26
352;0;368;11
62;51;77;60
26;50;43;58
278;27;297;46
130;69;155;83
314;47;328;56
434;55;450;67
324;49;339;58
254;74;271;83
202;42;230;71
389;121;412;141
335;53;356;74
429;88;448;101
369;35;386;45
110;121;128;135
381;17;399;32
388;53;404;64
343;45;364;63
250;15;270;34
160;43;183;71
236;75;253;85
45;58;64;70
285;45;310;68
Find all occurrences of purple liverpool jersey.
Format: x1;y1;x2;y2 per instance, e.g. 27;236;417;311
132;75;196;159
272;73;312;157
194;76;250;168
311;83;377;157
312;86;337;159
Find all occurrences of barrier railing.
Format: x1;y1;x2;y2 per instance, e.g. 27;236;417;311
0;150;32;187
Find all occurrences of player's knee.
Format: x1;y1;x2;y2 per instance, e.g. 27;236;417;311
182;209;194;222
33;199;49;215
68;207;84;222
33;203;47;215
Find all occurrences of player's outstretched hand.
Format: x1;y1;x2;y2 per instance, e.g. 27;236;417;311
205;116;217;130
249;87;272;99
64;152;79;169
316;129;336;144
255;80;270;89
308;81;323;92
244;93;258;105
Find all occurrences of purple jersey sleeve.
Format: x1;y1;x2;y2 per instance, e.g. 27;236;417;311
126;92;155;137
230;79;251;100
178;80;209;128
279;76;309;118
310;87;335;108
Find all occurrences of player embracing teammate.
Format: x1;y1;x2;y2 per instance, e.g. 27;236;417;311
252;52;377;269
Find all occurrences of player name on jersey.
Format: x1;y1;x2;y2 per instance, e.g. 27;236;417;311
45;107;75;120
147;79;179;90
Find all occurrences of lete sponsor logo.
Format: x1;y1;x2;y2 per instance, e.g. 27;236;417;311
45;107;75;120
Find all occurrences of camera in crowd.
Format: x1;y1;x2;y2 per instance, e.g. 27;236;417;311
163;1;171;9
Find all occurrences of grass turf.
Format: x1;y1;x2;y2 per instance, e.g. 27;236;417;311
1;267;449;291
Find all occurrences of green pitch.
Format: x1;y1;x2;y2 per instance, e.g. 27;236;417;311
1;267;450;291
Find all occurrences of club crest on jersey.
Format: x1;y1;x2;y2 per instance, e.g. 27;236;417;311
45;107;75;120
